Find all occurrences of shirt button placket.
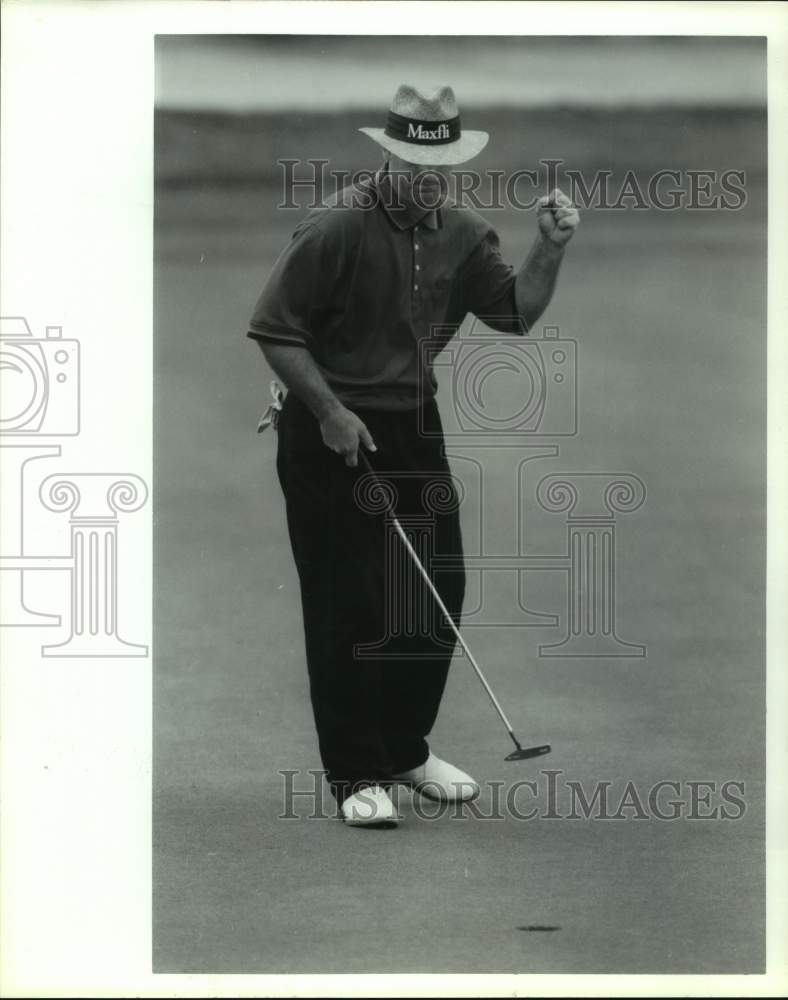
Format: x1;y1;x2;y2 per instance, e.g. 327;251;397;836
413;226;420;294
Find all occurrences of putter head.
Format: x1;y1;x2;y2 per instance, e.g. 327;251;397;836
505;744;551;762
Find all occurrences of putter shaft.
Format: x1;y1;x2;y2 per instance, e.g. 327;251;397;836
358;452;528;751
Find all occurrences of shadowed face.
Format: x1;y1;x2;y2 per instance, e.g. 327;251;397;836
386;151;451;210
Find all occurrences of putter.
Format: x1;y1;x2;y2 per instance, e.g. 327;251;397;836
358;450;551;763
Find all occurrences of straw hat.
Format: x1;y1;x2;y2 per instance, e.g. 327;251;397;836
359;83;488;166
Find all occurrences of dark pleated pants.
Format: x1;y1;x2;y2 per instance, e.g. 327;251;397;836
275;392;466;804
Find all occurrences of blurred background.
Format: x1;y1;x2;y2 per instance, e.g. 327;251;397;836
154;36;766;975
156;35;766;109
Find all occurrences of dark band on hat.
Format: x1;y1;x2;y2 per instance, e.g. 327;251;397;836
385;110;461;145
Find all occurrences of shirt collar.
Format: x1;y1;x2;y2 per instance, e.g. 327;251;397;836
374;166;442;232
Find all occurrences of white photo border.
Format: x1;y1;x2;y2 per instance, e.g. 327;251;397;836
1;1;785;996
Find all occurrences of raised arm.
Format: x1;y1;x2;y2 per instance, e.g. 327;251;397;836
514;188;580;329
459;188;580;335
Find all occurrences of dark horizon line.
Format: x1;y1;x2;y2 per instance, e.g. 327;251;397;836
154;102;767;117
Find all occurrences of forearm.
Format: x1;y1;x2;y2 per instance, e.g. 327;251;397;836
514;233;566;330
256;340;341;421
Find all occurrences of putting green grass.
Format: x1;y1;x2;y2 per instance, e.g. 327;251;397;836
153;106;765;973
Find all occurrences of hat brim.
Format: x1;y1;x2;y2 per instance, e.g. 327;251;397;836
358;127;489;166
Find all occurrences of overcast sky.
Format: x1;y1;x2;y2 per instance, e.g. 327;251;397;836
155;35;766;111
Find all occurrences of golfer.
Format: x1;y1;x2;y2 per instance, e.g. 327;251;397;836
247;84;579;826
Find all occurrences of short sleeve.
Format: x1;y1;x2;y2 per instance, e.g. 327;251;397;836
459;229;526;335
247;222;333;349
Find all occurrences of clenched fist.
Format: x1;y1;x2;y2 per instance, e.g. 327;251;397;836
537;188;580;247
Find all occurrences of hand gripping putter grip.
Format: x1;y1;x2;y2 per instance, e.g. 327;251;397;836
358;450;551;763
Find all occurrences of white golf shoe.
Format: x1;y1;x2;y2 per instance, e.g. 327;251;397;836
340;785;401;827
393;752;480;802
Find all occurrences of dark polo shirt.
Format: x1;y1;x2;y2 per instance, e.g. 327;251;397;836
247;169;524;411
